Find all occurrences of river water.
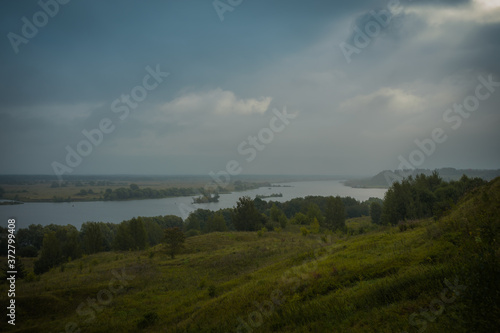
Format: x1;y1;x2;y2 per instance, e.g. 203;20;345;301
0;180;386;230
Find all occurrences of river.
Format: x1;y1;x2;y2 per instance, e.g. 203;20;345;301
0;180;386;230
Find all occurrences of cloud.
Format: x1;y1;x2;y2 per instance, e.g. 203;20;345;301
339;88;424;115
160;88;272;116
405;0;500;26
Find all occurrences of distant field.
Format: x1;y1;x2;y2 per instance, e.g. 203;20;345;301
0;175;340;202
0;180;207;202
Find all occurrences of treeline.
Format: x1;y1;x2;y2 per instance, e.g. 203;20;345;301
1;215;183;275
183;195;382;235
381;172;487;225
102;184;197;200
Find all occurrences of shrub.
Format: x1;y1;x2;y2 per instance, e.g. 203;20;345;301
208;285;217;298
397;221;407;232
137;312;159;329
185;229;201;237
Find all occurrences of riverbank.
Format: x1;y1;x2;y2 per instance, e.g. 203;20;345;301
0;180;387;229
0;180;271;203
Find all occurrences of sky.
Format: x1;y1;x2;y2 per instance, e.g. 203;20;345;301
0;0;499;177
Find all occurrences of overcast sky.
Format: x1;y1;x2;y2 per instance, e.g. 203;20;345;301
0;0;499;177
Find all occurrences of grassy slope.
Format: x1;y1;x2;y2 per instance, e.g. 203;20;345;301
2;179;499;332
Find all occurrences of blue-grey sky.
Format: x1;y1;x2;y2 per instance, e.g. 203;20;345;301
1;0;499;177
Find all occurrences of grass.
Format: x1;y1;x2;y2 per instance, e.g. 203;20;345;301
0;223;466;332
1;178;498;332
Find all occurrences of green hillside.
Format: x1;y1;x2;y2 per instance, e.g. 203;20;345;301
2;178;499;332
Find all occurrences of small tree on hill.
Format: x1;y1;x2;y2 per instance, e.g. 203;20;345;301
164;227;186;259
310;218;320;233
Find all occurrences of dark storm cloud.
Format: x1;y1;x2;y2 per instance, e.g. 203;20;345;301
0;0;499;175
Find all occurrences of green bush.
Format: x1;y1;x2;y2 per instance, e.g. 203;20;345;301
137;311;159;329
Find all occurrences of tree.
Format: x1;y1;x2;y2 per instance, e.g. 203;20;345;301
17;224;45;251
155;215;183;229
164;227;186;259
306;203;324;226
207;213;227;232
292;212;309;225
77;189;88;196
34;232;62;274
129;217;147;250
59;226;82;260
370;202;382;225
325;196;345;231
310;218;320;233
113;222;134;251
81;222;103;254
382;187;398;225
231;197;265;231
270;204;288;228
143;220;164;246
0;186;4;197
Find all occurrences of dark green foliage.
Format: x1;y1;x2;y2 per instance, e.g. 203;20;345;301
34;232;62;274
292;212;310;225
143;220;164;246
306;203;324;226
370;202;382;225
77;189;88;196
449;180;500;332
208;285;217;298
129;217;147;250
81;222;103;254
184;209;213;233
267;196;370;221
15;257;27;279
207;213;227;232
137;312;159;329
18;245;38;257
382;172;487;225
59;225;82;260
164;227;186;259
113;222;134;251
113;218;147;251
324;196;346;231
270;204;288;228
17;224;44;251
33;225;83;274
0;186;4;197
231;196;266;231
